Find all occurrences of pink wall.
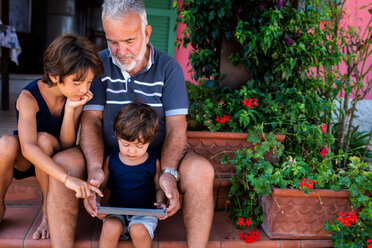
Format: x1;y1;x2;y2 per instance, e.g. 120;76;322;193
340;0;372;100
174;0;372;98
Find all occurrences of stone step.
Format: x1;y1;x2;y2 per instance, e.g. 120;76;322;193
0;206;333;248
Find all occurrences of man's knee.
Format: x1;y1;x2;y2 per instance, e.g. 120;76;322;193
179;153;215;188
52;147;85;178
0;135;20;157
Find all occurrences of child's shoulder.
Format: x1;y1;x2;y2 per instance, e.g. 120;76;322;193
16;79;42;107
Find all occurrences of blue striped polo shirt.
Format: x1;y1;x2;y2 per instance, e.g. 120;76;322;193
84;44;188;156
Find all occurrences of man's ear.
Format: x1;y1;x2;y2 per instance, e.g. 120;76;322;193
145;25;152;44
49;74;60;84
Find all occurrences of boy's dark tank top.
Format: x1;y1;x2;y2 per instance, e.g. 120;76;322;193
108;151;157;209
14;79;65;138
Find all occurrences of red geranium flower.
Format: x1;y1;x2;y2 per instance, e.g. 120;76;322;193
242;98;258;109
215;115;230;124
320;123;327;133
336;211;357;227
320;147;328;157
299;178;315;190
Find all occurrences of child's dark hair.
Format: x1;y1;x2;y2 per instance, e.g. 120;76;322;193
114;101;159;144
42;33;104;86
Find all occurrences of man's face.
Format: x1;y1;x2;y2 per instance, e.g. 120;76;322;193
103;13;151;74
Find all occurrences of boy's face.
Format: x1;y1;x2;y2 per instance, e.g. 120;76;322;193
117;138;150;164
55;69;95;101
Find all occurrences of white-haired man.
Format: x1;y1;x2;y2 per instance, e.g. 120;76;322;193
47;0;214;247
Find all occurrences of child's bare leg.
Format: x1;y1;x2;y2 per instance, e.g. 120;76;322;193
33;167;49;239
32;132;60;240
99;217;123;248
0;135;29;224
129;224;152;248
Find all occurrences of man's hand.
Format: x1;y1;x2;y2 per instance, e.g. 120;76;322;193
84;168;105;217
159;173;180;220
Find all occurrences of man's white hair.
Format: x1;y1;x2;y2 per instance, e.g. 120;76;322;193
102;0;148;28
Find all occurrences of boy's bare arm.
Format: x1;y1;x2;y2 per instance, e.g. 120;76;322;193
59;91;93;149
17;91;102;198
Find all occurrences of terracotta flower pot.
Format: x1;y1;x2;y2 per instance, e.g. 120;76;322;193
260;187;351;239
187;131;285;178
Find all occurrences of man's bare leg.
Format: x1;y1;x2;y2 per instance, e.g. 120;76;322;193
179;152;215;248
47;147;85;248
32;132;61;239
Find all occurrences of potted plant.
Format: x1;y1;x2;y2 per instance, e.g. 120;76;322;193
177;0;372;243
224;135;371;239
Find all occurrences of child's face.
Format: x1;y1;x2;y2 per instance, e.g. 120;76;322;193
118;138;150;162
56;69;95;101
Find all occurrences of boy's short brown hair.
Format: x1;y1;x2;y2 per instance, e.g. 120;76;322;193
42;33;104;86
114;101;159;144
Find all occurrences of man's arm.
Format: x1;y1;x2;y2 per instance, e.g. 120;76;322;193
80;110;105;185
159;115;187;218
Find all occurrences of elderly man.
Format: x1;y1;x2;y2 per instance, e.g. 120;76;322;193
47;0;214;247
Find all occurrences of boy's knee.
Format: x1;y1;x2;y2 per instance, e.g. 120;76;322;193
102;218;123;237
37;132;58;153
0;135;20;156
129;224;149;238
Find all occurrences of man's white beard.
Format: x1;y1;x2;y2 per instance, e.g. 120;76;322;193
115;39;147;73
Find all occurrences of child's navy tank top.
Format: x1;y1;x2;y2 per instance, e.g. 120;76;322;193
108;152;157;209
14;79;65;138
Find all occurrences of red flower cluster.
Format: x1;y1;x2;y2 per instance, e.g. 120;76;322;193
320;123;327;133
236;218;259;243
367;239;372;248
215;115;230;124
242;98;258;109
320;147;328;157
238;230;260;244
299;177;315;190
237;217;252;227
336;211;357;227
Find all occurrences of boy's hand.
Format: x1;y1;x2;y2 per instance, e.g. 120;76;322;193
154;201;167;220
64;175;103;199
97;213;107;220
66;90;93;109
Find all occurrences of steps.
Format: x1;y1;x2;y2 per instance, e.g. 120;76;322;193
2;177;334;248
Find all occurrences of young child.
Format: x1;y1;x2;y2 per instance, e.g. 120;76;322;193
0;33;104;239
95;101;166;248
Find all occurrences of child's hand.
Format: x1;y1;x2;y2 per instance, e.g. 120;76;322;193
97;213;107;220
64;175;103;199
154;201;167;209
154;201;167;219
66;90;93;109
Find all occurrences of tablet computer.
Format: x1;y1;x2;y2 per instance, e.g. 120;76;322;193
97;206;167;216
